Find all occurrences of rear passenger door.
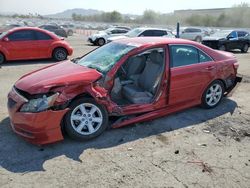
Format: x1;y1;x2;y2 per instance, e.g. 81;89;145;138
237;31;249;49
168;45;216;105
227;31;239;50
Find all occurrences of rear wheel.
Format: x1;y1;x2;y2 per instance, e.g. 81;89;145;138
201;80;224;109
67;30;73;36
195;36;202;43
97;38;105;46
241;43;249;53
64;98;108;141
0;53;4;65
53;48;68;61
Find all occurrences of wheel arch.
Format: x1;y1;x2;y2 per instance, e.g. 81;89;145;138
61;93;94;133
200;78;226;101
97;37;106;45
52;46;69;56
0;50;6;61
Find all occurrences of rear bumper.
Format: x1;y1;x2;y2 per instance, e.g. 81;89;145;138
225;75;242;95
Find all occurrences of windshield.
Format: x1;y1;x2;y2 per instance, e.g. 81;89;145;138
0;31;7;39
211;30;232;38
103;28;114;33
77;42;137;74
125;28;143;37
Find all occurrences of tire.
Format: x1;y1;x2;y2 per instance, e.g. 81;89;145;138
97;38;105;46
64;98;109;141
219;45;226;51
241;43;249;53
67;30;73;36
201;80;225;109
195;36;202;43
52;48;68;61
0;53;5;65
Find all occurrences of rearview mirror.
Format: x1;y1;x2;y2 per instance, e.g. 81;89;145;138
3;37;9;42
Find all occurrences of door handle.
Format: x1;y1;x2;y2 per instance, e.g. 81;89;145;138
205;66;215;70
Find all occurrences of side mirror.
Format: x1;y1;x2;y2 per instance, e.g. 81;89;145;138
3;37;9;42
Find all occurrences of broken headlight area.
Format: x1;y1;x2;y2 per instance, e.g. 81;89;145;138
20;93;59;113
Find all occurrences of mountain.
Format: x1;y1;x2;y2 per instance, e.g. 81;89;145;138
46;8;104;18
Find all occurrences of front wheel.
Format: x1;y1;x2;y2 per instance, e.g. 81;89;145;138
201;80;224;109
195;36;202;43
97;38;105;46
53;48;68;61
64;98;108;141
219;45;226;51
0;53;5;65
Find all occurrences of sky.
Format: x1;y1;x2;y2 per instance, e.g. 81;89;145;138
0;0;249;15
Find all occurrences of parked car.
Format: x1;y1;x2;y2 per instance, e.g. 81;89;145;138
7;37;241;145
0;27;73;64
88;27;130;46
60;24;74;36
179;27;209;42
202;30;250;53
107;27;175;42
113;26;131;30
0;24;22;34
39;25;68;38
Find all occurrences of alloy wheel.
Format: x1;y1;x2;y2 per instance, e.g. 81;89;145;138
70;103;103;135
55;49;67;61
205;83;223;107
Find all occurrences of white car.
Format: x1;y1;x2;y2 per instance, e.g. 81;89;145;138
107;28;175;43
179;27;209;42
88;27;130;46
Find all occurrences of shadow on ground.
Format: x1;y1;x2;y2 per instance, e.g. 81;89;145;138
0;98;237;173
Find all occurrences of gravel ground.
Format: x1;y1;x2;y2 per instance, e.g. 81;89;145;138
0;34;249;188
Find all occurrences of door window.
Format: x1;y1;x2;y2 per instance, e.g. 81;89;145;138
140;30;154;36
184;28;201;33
8;30;35;41
228;31;238;39
237;31;248;38
153;30;167;36
35;31;52;40
199;50;213;63
170;45;213;67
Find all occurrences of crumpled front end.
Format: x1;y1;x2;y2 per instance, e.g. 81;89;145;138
7;87;68;145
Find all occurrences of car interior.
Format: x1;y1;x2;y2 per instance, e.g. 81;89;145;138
110;48;165;105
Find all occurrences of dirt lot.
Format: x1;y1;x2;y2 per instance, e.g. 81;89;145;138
0;34;250;188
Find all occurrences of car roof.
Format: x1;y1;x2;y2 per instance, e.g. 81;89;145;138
6;27;59;38
115;37;199;47
135;27;171;31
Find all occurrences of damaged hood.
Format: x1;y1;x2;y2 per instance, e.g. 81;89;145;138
15;61;102;94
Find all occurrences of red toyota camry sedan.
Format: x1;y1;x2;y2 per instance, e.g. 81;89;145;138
7;37;241;145
0;27;73;64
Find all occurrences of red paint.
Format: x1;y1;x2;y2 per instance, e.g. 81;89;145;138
7;37;240;145
0;27;73;61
